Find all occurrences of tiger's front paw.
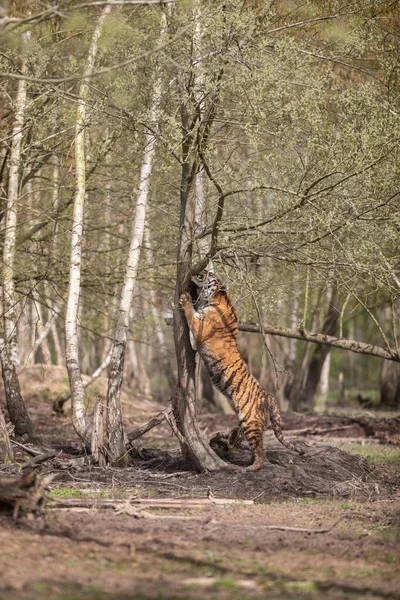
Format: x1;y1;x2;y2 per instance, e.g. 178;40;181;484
180;292;192;308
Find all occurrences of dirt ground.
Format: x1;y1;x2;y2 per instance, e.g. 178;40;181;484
1;366;400;600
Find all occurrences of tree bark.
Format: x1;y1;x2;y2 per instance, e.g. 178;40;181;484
0;340;34;439
172;116;225;471
0;405;13;461
379;360;400;410
1;30;35;438
316;351;331;411
91;395;106;467
65;4;112;445
106;17;165;462
295;286;340;410
283;284;299;402
172;286;226;470
315;285;334;411
29;298;54;366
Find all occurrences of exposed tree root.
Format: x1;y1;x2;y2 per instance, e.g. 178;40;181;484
0;470;55;517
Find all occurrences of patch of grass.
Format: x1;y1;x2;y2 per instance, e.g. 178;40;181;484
337;501;357;510
383;553;399;563
359;567;378;577
339;444;400;465
286;580;318;592
213;578;239;589
295;498;325;506
49;487;88;498
6;582;188;600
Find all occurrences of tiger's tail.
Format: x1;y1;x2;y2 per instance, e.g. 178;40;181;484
267;393;304;455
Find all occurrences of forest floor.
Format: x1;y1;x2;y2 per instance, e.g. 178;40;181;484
0;366;400;600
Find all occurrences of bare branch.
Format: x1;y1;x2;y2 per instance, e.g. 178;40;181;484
238;322;400;363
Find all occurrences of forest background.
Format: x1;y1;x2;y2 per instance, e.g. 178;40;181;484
0;0;399;466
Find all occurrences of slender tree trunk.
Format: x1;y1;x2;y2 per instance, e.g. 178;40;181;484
172;190;226;470
316;352;331;411
29;299;53;366
284;284;299;402
171;2;226;471
315;285;334;411
51;320;63;366
0;339;34;439
172;107;225;471
379;360;400;409
50;298;63;368
0;406;13;461
1;31;35;438
380;301;400;409
65;4;112;445
106;22;164;461
17;298;32;367
296;286;340;410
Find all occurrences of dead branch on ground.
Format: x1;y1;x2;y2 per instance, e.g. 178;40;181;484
127;403;172;445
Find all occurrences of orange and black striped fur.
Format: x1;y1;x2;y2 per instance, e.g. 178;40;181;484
180;271;303;471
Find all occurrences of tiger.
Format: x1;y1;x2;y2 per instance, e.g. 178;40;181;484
180;270;304;471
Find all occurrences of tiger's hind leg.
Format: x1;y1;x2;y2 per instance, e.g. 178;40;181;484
242;420;265;471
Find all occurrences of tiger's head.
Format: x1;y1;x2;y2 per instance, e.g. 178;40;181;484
191;271;226;306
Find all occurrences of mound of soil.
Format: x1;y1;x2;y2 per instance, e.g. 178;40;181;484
125;442;377;502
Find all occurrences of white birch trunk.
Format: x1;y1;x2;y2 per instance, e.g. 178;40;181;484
24;299;54;367
192;0;211;266
316;284;333;411
3;37;28;368
65;4;112;444
0;406;13;461
51;319;63;367
317;351;331;411
1;31;35;438
106;15;165;462
48;161;64;366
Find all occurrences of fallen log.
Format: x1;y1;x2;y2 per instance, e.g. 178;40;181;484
50;496;254;510
22;450;58;469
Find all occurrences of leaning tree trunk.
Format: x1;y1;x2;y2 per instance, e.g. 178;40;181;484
172;264;226;471
1;30;35;438
172;120;225;471
106;21;165;462
295;285;340;411
171;0;226;471
65;4;112;445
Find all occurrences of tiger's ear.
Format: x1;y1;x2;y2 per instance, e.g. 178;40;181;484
219;284;227;293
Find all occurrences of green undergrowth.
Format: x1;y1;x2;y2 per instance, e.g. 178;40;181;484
49;488;89;498
339;443;400;465
48;484;154;500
